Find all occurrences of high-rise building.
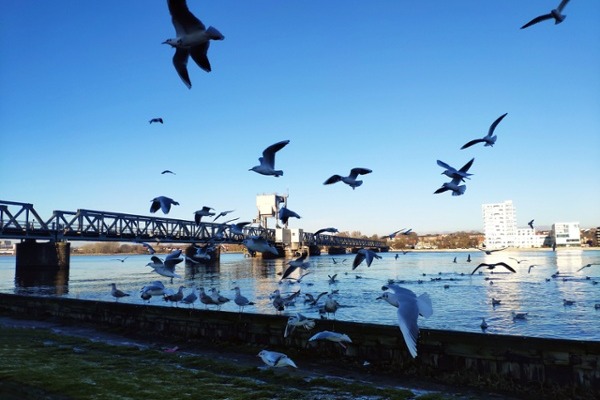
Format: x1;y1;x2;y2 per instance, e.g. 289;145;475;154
482;200;517;249
551;222;581;247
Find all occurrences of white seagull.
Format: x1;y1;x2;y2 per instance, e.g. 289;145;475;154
213;209;235;222
242;236;279;256
281;253;310;280
309;331;352;349
278;207;301;225
352;248;382;270
146;255;183;282
521;0;570;30
232;287;255;312
150;196;180;214
437;158;475;182
284;313;316;338
323;167;372;190
433;176;466;197
377;284;433;358
163;0;224;89
460;113;508;150
257;350;297;368
194;206;215;224
249;140;290;177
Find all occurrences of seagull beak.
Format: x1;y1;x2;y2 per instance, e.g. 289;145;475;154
375;296;383;300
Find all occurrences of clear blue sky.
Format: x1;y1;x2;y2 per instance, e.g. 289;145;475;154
1;1;599;236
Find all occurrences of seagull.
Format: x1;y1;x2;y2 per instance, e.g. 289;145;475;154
249;140;290;177
181;288;198;308
164;285;185;306
209;288;230;309
166;249;183;260
437;158;475;182
323;167;372;190
284;313;316;338
528;219;535;230
138;241;156;255
232;287;255;312
194;206;215;224
198;287;217;309
323;293;340;319
453;257;457;263
509;257;528;264
381;228;406;240
314;227;339;236
149;117;164;124
243;236;279;256
563;299;575;306
257;350;297;368
352;249;382;270
491;298;501;307
577;264;598;272
161;170;176;175
480;318;489;331
471;262;516;275
331;258;346;265
467;254;471;262
163;0;224;88
377;284;433;358
512;311;528;321
521;0;570;29
140;281;166;302
281;253;310;281
150;196;180;214
460;113;508;150
278;207;301;225
109;283;130;301
528;265;537;274
213;209;235;222
303;292;328;307
228;221;251;236
112;257;128;263
146;255;183;282
271;290;286;312
309;331;352;349
433;176;466;196
477;247;508;255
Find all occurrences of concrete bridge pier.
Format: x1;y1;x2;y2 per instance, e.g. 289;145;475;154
15;240;70;295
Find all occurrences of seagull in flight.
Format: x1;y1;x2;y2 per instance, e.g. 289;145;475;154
528;219;535;230
243;236;279;256
278;207;301;225
433;176;466;196
213;209;235;222
249;140;290;177
577;264;599;272
161;170;176;175
437;158;475;182
509;257;528;264
258;350;297;368
146;255;183;282
150;196;180;214
163;0;224;88
521;0;570;29
381;228;406;240
314;227;339;236
352;248;382;270
460;113;508;150
149;117;163;124
323;167;372;190
477;246;508;255
281;252;310;281
194;206;215;224
471;262;516;275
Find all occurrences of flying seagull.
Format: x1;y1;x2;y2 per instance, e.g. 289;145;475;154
377;284;433;358
521;0;570;29
213;209;235;222
281;252;310;281
150;196;180;214
477;246;508;255
278;207;301;225
249;140;290;177
258;350;297;368
381;228;406;240
323;167;372;190
437;158;475;182
471;262;516;275
194;206;215;224
243;236;279;256
460;113;508;150
161;170;176;175
433;176;466;196
528;219;534;230
352;248;382;270
146;255;183;282
309;331;352;349
314;227;339;236
577;264;599;272
149;118;163;124
163;0;224;89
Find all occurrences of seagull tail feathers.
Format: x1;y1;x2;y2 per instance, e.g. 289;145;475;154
417;293;433;318
452;185;467;196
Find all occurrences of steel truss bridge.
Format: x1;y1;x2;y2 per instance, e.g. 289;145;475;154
0;200;386;249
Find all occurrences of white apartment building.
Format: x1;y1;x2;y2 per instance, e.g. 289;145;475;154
482;200;517;248
551;222;581;247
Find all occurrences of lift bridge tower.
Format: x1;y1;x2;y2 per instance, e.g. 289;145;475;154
255;193;304;253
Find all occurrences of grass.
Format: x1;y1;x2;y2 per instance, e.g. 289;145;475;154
0;326;429;400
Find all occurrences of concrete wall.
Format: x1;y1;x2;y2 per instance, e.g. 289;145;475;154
0;293;598;399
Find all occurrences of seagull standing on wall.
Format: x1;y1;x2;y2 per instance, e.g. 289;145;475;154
163;0;224;89
249;140;290;177
460;113;508;149
323;168;372;190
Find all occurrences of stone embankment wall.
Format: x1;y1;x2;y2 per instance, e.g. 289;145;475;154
0;293;598;399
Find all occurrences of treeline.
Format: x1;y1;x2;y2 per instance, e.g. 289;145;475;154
337;230;483;249
74;242;246;254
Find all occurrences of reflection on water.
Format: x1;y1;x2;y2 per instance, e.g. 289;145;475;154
1;249;599;341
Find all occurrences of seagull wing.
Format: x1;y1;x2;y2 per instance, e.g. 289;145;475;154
167;0;205;34
436;160;453;170
496;262;516;273
189;42;211;72
396;300;419;358
324;175;343;185
433;186;449;194
488;113;508;136
172;48;192;89
150;198;161;213
521;14;553;29
164;257;183;271
281;264;298;280
471;263;487;275
349;167;372;179
352;251;366;270
150;256;164;265
557;0;570;13
460;138;485;150
459;158;475;174
262;140;290;168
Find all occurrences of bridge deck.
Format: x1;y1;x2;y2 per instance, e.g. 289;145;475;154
0;200;386;249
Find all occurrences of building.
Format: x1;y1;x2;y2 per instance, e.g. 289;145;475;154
482;200;517;248
551;222;581;248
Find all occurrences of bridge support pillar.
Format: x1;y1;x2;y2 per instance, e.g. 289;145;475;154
15;240;70;295
328;246;346;255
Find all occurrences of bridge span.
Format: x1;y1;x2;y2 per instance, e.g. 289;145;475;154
0;200;387;251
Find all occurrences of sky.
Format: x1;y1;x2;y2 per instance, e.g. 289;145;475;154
1;1;599;237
